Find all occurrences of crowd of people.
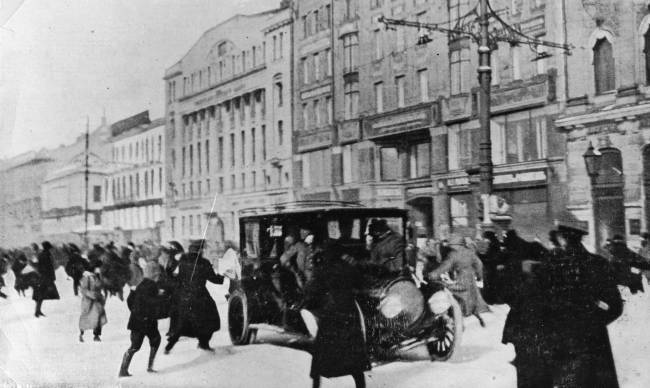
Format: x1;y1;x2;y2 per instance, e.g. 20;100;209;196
0;239;232;378
1;215;650;387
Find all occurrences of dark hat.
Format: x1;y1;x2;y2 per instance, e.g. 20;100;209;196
165;241;184;253
554;210;589;236
68;243;80;253
368;218;389;235
41;241;53;251
189;239;206;253
611;234;625;243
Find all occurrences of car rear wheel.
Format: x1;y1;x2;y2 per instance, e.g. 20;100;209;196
228;290;252;345
427;295;463;361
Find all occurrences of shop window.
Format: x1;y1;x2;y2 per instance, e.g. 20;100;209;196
450;196;469;227
380;147;399;181
593;37;615;94
409;142;431;179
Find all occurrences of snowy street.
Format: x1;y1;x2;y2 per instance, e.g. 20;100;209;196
1;269;649;388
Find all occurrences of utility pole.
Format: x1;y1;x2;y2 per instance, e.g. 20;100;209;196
380;0;571;227
84;116;90;248
477;0;493;226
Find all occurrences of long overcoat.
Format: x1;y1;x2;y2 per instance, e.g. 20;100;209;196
33;249;60;301
428;244;488;317
539;247;622;388
79;271;108;331
370;232;405;274
169;253;224;338
303;250;370;379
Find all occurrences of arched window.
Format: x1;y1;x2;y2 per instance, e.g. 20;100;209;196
593;38;615;94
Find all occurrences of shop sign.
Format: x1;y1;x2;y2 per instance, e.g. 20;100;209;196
493;170;546;185
338;120;360;143
441;94;472;123
364;105;434;139
297;127;333;152
447;176;470;187
491;76;550;114
377;187;402;197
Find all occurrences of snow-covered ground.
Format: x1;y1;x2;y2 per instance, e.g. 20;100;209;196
0;269;648;387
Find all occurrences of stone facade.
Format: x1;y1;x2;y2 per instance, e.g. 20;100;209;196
163;7;294;254
555;0;650;251
292;0;569;241
102;112;166;245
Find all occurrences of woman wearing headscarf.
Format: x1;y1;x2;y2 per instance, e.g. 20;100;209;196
79;259;107;342
33;241;60;317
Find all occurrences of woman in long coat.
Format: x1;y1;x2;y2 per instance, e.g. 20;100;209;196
427;234;488;324
79;261;108;342
164;240;224;353
303;246;369;388
33;241;60;317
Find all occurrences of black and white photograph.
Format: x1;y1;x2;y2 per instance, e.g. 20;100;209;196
1;0;650;386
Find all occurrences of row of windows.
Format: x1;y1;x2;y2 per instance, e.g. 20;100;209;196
300;142;430;188
177;167;289;199
107;167;164;202
301;4;331;38
175;33;285;99
372;69;429;113
112;134;163;164
104;205;162;231
173;122;284;177
301;98;332;130
300;49;332;85
174;88;274;143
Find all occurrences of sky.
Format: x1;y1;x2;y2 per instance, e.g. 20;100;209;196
1;0;279;158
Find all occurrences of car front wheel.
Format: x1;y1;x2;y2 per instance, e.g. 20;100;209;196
228;290;252;345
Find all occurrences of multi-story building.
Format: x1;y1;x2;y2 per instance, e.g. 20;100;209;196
41;153;110;245
163;6;294;250
555;1;650;251
102;111;166;244
293;0;567;241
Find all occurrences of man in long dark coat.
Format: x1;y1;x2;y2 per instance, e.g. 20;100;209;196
303;245;369;388
541;221;623;388
164;240;224;353
367;218;405;276
33;241;60;317
64;244;87;296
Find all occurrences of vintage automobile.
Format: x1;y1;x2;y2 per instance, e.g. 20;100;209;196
227;201;463;361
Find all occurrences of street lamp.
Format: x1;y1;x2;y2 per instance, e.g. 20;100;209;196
583;141;602;252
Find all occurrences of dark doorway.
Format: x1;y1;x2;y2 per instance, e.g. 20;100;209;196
407;197;434;241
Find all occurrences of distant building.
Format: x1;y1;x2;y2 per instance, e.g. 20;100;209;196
41;153;111;245
0;152;56;247
163;6;293;252
102;111;166;245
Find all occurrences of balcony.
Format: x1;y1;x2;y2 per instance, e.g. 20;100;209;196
486;71;556;115
441;93;472;124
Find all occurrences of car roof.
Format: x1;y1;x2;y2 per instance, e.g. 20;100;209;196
238;201;407;219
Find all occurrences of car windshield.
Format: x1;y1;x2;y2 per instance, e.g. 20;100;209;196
326;216;404;242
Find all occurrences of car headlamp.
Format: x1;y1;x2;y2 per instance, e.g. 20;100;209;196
379;295;403;319
428;291;451;315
